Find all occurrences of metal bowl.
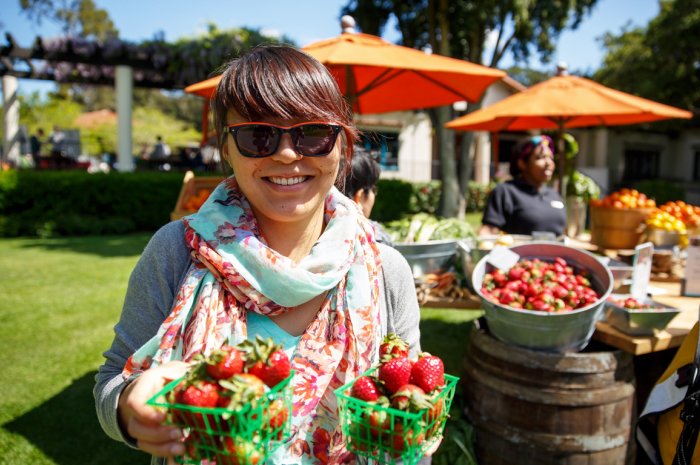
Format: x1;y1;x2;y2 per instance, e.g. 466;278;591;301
647;227;684;248
394;239;458;278
604;294;680;336
471;242;613;353
457;235;534;291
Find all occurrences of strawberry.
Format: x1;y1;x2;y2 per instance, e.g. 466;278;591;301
379;333;409;361
391;422;425;455
217;436;264;465
218;373;266;409
409;352;445;393
423;391;446;437
205;344;245;380
351;376;380;402
242;336;292;388
173;380;222;430
390;384;430;412
263;398;289;440
378;356;413;394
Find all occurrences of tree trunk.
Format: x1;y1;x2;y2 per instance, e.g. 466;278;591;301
432;106;463;218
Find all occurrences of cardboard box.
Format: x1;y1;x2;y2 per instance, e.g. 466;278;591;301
170;171;224;221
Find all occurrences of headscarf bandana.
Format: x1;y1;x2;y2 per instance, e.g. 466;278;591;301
122;176;382;464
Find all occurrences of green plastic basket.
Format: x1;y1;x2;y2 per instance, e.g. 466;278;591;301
147;371;294;465
335;368;459;465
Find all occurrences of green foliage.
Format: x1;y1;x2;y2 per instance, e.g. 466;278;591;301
594;0;698;128
19;0;118;40
567;170;600;203
0;170;184;237
633;179;686;204
465;181;493;213
409;181;442;214
371;178;414;222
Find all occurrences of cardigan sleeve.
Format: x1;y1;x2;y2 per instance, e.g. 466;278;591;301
93;221;190;444
378;244;422;357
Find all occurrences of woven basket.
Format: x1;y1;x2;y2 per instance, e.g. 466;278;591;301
590;205;653;250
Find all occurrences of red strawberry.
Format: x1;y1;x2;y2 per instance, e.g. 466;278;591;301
379;333;409;361
424;394;446;437
378;357;413;394
217;373;266;408
390;384;430;412
263;398;289;440
205;344;245;380
173;380;222;430
242;336;292;388
410;352;445;393
351;376;380;402
365;405;391;437
391;422;425;455
217;436;264;465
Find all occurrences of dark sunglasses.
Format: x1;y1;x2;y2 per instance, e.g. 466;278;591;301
226;122;342;158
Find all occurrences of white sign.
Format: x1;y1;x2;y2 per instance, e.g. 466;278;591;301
486;246;521;271
630;242;654;300
682;235;700;297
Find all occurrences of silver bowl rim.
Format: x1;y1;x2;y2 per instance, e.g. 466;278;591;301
471;241;614;317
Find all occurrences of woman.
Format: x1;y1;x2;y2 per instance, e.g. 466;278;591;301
341;150;394;246
94;44;421;465
479;135;566;236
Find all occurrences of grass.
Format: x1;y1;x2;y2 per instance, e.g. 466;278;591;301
0;234;480;465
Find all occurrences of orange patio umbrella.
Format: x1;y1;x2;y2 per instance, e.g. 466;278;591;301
445;71;692;131
445;68;693;191
184;33;505;115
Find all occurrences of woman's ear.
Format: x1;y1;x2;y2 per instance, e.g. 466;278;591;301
352;190;365;204
516;157;527;173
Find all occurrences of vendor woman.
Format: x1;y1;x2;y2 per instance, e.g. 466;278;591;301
479;135;566;236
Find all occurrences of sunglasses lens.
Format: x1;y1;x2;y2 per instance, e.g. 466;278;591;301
293;124;339;156
236;125;279;157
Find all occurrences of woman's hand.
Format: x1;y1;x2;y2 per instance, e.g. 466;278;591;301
118;361;191;461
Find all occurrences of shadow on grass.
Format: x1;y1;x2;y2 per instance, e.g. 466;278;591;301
20;233;152;258
4;371;150;465
419;316;478;377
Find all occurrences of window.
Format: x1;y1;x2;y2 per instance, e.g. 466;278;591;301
356;131;399;171
622;147;660;181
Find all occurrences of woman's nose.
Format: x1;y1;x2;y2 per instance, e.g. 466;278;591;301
270;134;302;163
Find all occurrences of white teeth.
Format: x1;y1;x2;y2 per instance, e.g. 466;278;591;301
268;176;307;186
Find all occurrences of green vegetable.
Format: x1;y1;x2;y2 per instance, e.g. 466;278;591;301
383;214;474;243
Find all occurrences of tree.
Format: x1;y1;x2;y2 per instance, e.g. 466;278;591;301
19;0;118;40
594;0;699;124
342;0;599;216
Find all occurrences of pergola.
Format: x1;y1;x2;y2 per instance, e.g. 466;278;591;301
0;33;200;170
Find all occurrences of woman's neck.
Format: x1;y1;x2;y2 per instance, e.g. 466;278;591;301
256;212;325;263
519;173;543;191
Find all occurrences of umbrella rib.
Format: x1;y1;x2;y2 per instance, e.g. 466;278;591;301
354;68;402;98
413;70;472;101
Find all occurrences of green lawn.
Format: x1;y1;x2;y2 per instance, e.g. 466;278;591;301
0;234;480;465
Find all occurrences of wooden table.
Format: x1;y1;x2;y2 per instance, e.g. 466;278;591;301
592;281;699;355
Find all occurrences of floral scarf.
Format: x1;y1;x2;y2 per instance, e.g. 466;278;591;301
122;176;382;464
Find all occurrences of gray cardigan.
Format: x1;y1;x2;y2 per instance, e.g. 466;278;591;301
94;220;421;461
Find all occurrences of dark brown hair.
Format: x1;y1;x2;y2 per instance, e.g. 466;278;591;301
213;44;358;177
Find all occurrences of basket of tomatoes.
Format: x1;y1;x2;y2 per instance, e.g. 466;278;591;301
472;242;613;352
589;188;656;249
147;336;293;465
336;334;458;465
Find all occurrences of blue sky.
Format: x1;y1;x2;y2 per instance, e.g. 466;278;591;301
1;0;660;95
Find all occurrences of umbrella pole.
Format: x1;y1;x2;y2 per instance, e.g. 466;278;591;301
556;120;566;196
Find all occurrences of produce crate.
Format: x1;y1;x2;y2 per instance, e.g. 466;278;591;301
335;368;458;465
147;372;293;465
171;170;225;221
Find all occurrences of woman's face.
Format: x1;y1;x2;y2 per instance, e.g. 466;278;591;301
223;111;342;229
519;142;556;187
354;187;376;218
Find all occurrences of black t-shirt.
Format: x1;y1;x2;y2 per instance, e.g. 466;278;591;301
482;178;566;235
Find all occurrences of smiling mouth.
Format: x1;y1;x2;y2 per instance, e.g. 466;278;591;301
266;176;309;186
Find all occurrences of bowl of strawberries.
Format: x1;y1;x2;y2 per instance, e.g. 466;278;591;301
472;242;613;353
147;336;293;465
604;294;680;336
335;334;459;465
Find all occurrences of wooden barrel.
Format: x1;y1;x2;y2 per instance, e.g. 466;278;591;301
463;329;636;465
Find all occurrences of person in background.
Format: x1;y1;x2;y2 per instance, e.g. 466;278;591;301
479;134;566;236
94;44;423;465
29;128;45;169
148;135;171;160
341;150;395;246
48;125;66;168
